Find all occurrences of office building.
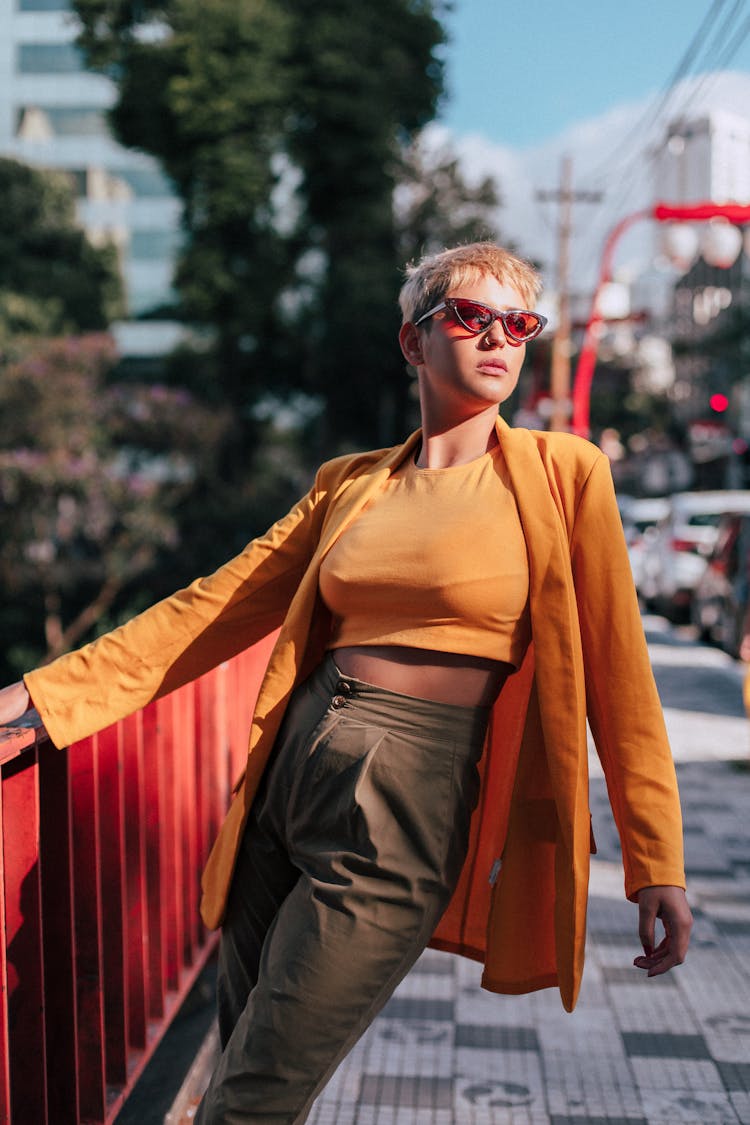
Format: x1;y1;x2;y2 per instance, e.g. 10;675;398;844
0;0;182;316
654;110;750;205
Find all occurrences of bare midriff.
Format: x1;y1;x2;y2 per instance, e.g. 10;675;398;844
331;644;514;707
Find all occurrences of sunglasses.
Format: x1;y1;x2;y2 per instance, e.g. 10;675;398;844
414;297;547;344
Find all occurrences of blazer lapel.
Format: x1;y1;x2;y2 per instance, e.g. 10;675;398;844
495;418;587;804
495;417;558;589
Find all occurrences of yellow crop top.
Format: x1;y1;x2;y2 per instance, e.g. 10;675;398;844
318;444;531;667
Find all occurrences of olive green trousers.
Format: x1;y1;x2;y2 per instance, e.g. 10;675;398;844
195;654;488;1124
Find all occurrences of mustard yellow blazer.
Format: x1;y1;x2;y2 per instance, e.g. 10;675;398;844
25;417;685;1012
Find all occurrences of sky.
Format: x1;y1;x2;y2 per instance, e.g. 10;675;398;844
440;0;750;149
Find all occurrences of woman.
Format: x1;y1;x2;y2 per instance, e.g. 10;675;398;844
0;243;692;1123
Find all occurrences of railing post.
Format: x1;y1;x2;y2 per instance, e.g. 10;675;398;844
39;744;79;1123
177;682;199;962
122;710;148;1054
3;752;47;1123
70;734;107;1123
143;704;166;1023
159;694;182;994
98;723;129;1088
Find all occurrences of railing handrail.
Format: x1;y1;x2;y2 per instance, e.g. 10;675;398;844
0;634;276;1124
0;710;47;764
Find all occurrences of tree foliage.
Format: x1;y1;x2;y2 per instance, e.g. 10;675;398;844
396;135;502;263
0;158;124;339
0;335;229;676
70;0;498;454
275;2;443;448
0;2;509;672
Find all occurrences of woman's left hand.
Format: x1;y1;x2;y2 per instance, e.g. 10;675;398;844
0;681;31;726
633;885;693;976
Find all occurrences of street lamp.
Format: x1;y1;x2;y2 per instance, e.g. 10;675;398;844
572;201;750;438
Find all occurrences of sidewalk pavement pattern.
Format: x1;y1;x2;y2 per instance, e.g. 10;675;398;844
172;622;750;1125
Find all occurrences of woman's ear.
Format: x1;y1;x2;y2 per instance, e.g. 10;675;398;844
399;322;424;367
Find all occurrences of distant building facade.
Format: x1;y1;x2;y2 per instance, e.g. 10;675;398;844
654;110;750;205
0;0;182;316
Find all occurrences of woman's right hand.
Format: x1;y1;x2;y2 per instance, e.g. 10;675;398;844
0;681;31;725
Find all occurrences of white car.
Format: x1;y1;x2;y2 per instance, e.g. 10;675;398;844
618;496;670;594
638;490;750;620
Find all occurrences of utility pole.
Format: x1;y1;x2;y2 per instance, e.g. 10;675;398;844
537;157;602;431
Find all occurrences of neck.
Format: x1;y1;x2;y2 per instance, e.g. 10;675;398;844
415;407;499;469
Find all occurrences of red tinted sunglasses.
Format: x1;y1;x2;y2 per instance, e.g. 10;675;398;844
415;297;547;344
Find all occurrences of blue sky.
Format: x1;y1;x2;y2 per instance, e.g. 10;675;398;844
440;0;750;148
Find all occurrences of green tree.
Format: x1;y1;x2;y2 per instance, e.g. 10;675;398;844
0;158;123;339
0;335;229;677
71;0;451;454
75;0;299;438
395;134;502;263
282;0;448;450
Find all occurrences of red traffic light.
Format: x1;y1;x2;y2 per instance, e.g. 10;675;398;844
710;393;729;413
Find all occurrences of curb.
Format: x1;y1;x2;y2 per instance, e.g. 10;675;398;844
164;1020;220;1124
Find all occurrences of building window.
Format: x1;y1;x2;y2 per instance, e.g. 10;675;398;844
66;168;88;196
17;0;71;9
111;167;175;198
17;43;83;74
130;229;182;261
16;105;109;137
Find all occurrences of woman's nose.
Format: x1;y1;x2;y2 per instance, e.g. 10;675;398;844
480;323;505;347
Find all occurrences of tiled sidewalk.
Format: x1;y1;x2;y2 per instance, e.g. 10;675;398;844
306;754;750;1125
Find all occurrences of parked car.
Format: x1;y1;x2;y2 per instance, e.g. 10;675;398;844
638;490;750;621
691;512;750;656
618;496;671;595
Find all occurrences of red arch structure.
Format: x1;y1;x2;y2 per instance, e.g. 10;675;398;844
572;201;750;438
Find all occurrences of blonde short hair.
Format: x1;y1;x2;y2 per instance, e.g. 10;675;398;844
398;242;542;324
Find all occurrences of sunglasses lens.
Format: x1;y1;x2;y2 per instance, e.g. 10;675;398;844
451;301;543;340
453;300;494;332
503;311;543;340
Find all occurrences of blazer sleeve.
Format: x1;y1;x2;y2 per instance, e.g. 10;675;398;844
568;453;686;899
24;470;329;750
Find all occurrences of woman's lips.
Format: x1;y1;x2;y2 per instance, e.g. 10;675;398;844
477;359;508;373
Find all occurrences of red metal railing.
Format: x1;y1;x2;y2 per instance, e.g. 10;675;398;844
0;634;276;1124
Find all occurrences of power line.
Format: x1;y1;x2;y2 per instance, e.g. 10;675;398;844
583;0;741;190
571;0;750;288
636;0;736;129
529;0;750;329
672;9;750;121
